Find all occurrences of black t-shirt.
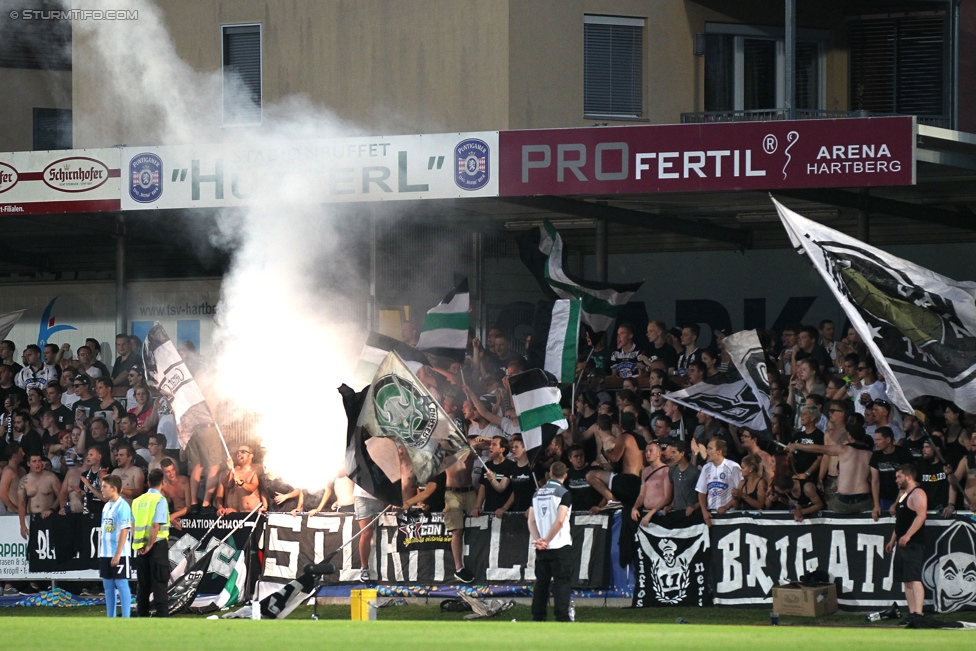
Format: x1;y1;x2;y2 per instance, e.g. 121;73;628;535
565;466;601;511
73;397;102;422
82;467;105;515
0;384;27;411
902;436;926;460
791;428;825;475
676;348;701;371
481;458;516;511
641;343;678;371
18;429;44;457
92;361;111;378
917;459;949;509
4;362;23;375
112;354;140;379
51;405;74;431
869;446;915;501
509;462;536;512
420;471;447;513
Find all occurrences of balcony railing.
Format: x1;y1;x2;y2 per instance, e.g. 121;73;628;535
680;109;949;128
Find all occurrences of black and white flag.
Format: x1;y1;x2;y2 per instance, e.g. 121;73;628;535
142;322;221;449
775;197;976;413
353;331;430;388
665;368;768;431
722;329;772;430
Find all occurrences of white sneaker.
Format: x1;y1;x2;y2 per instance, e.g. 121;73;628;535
360;568;371;583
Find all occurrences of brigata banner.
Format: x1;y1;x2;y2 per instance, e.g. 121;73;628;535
499;117;914;196
120;131;498;210
0;148;122;215
710;513;976;610
257;511;612;590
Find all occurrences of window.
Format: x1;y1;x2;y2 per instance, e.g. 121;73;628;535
222;24;262;126
849;15;945;119
584;15;644;119
33;108;72;150
703;25;824;113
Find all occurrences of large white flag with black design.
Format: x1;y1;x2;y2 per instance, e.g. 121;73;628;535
142;322;221;449
360;351;469;485
665;368;768;432
722;329;772;417
775;197;976;413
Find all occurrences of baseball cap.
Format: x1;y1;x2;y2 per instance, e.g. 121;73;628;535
656;435;675;449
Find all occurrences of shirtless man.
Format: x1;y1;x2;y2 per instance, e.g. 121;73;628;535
111;443;145;505
445;434;490;584
631;443;672;526
0;442;25;514
59;455;88;514
159;458;191;530
587;415;643;510
789;429;873;513
18;452;62;539
947;444;976;514
819;400;852;501
739;429;775;482
217;443;261;515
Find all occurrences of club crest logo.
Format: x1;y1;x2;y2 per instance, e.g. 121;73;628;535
129;152;163;203
454;138;490;191
372;374;438;449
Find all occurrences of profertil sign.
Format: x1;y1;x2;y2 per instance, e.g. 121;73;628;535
498;116;915;196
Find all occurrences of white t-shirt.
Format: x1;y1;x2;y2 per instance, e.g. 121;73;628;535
854;381;888;415
695;458;743;511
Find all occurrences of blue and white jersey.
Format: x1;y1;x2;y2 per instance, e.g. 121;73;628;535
99;498;133;558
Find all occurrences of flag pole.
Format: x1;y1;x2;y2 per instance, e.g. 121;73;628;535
320;503;393;564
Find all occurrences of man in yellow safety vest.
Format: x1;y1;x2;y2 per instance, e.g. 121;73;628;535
132;468;170;617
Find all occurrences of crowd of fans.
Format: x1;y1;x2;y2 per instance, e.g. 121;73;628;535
2;315;974;590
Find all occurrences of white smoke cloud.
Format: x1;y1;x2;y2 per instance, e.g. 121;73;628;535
67;0;382;488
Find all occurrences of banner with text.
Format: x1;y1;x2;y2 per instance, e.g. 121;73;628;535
121;131;498;210
499;117;914;196
257;511;612;590
22;512;262;591
0;148;122;215
710;513;976;610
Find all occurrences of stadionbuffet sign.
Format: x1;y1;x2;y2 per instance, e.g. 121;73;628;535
0;118;916;215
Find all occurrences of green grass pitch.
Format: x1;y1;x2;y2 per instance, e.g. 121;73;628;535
2;605;975;650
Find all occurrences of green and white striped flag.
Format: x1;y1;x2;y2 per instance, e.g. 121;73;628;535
517;221;642;334
416;279;469;362
527;299;581;384
215;549;247;609
509;368;568;452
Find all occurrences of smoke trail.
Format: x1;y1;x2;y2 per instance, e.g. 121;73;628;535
67;0;376;488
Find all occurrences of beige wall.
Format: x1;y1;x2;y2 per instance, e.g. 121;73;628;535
73;0;511;147
67;0;863;147
0;69;72;153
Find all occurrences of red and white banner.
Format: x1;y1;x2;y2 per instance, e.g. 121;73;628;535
499;117;915;196
0;148;122;215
